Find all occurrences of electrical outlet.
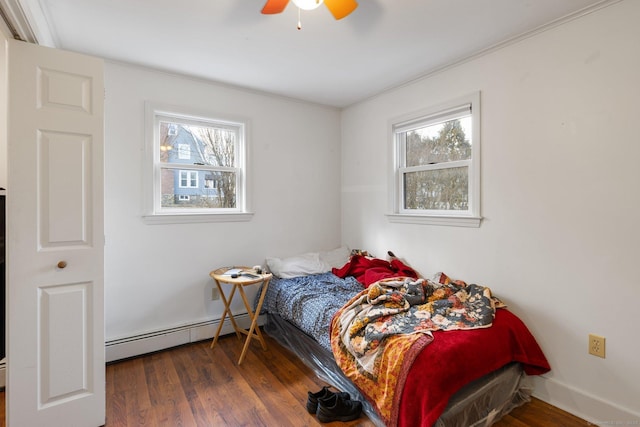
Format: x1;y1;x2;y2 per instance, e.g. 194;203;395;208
589;334;606;358
211;287;220;301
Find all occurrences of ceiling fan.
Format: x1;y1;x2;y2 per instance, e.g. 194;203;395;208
261;0;359;20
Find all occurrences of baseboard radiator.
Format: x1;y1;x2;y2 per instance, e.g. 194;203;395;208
106;313;265;363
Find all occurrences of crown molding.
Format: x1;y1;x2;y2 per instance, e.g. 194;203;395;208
0;0;56;46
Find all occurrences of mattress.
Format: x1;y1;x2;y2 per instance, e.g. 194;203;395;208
265;313;532;427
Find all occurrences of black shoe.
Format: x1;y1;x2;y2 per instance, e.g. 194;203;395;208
316;392;362;423
306;386;350;414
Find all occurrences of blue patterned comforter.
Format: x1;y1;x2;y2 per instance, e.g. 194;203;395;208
259;272;363;351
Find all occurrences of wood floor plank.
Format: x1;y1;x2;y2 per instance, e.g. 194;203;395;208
189;343;247;426
0;387;4;427
493;414;529;427
494;398;591;427
0;330;591;427
105;390;128;427
260;335;327;392
222;337;319;426
124;358;158;426
143;351;197;426
208;336;279;426
173;344;224;427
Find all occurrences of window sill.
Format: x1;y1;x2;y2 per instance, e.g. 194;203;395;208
386;213;481;228
142;212;254;225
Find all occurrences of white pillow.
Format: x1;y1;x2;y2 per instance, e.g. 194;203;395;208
266;252;328;278
320;246;350;269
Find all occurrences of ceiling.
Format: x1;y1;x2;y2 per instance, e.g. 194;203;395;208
7;0;617;107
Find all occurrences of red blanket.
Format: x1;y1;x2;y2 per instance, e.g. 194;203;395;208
397;308;550;426
332;255;419;287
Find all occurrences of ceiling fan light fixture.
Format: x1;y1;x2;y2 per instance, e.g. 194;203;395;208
323;0;358;20
260;0;357;22
291;0;324;11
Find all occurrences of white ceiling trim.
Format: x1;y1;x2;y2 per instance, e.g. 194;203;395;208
0;0;56;46
363;0;623;107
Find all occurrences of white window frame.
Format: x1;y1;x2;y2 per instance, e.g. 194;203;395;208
387;92;481;227
143;102;253;224
178;170;198;188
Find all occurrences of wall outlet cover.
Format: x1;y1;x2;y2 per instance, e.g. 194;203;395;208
589;334;606;358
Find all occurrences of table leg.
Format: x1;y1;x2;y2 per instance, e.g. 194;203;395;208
237;277;271;364
210;282;241;350
224;285;242;338
251;277;271;349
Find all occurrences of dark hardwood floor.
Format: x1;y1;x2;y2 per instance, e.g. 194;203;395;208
0;331;590;426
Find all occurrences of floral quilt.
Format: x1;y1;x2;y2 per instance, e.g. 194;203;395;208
330;273;502;425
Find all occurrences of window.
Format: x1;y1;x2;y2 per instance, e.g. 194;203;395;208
144;102;252;223
179;170;198;188
177;143;191;160
389;92;481;227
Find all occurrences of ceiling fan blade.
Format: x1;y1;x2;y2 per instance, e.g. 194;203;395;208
324;0;358;20
262;0;289;14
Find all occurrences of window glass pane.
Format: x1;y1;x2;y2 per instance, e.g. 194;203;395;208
404;167;468;210
159;120;236;167
405;117;471;167
177;144;191;160
161;168;237;208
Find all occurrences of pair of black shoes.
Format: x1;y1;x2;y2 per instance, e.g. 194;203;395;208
306;386;362;423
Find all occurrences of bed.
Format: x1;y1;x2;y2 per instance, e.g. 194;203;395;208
259;251;550;426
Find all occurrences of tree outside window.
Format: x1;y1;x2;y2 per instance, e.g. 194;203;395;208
403;117;471;210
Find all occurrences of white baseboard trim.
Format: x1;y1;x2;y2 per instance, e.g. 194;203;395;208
532;375;640;424
105;314;265;363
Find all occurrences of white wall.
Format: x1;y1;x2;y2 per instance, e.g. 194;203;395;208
340;0;639;423
104;62;342;341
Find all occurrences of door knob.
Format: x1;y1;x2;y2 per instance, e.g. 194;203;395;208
57;261;67;269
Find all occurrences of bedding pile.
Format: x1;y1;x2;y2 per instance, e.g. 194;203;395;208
259;256;550;427
331;273;502;425
396;308;550;426
334;275;499;374
332;254;419;287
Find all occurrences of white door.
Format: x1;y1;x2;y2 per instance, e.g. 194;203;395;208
6;40;105;427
